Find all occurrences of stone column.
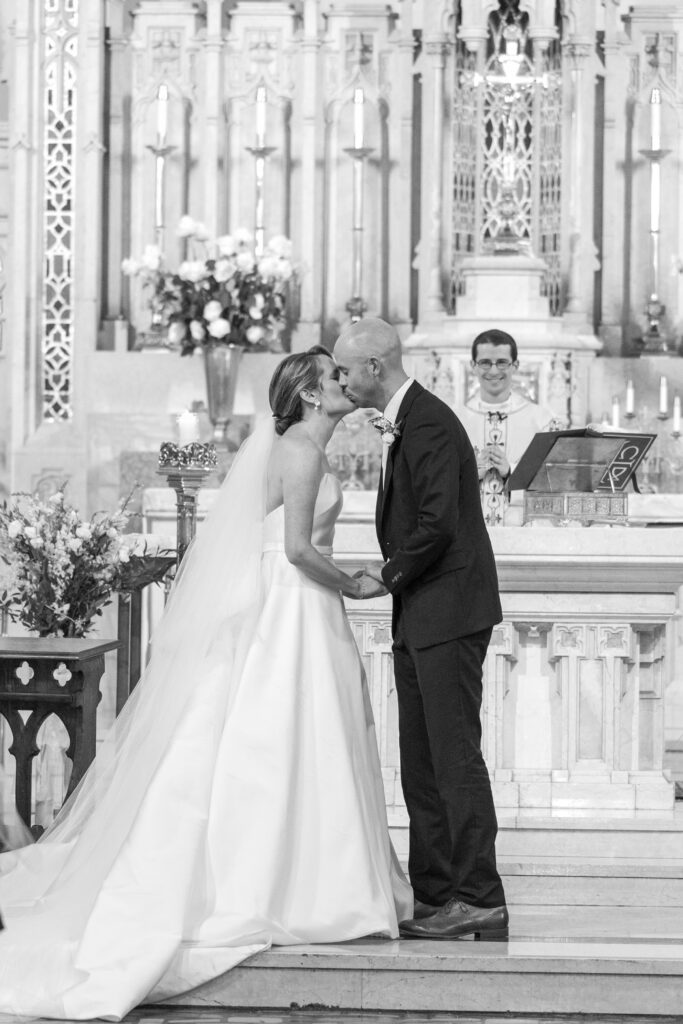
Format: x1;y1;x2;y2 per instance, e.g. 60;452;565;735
562;37;597;335
74;0;106;406
599;1;630;354
99;4;132;350
7;4;39;453
386;2;414;335
417;35;449;323
202;0;224;234
292;0;322;350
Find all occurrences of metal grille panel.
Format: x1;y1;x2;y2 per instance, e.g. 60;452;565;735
42;0;78;421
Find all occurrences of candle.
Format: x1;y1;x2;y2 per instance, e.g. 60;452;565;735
659;375;668;416
353;87;364;149
650;86;661;151
674;394;681;435
177;410;200;447
625;379;635;415
157;83;168;146
255;86;266;148
611;396;620;429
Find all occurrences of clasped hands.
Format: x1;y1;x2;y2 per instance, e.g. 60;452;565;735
352;564;388;600
475;444;510;481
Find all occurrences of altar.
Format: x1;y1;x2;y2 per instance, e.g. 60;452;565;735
142;485;682;832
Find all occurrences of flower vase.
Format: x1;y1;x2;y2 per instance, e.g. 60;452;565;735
203;343;244;449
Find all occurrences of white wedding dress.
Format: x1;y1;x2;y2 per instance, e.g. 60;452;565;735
0;424;411;1021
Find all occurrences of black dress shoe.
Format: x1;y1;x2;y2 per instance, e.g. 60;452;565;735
399;898;509;941
413;899;442;920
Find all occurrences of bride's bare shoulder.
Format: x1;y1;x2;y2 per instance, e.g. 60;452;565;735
271;430;324;482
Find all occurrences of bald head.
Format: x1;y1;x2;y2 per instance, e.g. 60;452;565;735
334;317;408;412
335;317;404;371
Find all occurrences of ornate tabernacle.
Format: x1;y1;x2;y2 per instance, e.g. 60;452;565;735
509;429;657;526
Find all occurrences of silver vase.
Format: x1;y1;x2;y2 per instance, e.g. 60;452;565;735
203;343;244;448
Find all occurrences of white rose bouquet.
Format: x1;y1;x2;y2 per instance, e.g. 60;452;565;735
0;490;173;638
122;217;295;356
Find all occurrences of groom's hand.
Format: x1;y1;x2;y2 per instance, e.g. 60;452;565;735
355;563;385;585
352;570;388;599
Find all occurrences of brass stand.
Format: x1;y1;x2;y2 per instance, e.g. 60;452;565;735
157;442;217;563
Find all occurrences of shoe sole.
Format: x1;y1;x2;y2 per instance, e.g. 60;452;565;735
399;927;509;942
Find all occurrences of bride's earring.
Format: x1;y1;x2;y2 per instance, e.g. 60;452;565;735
314;399;321;411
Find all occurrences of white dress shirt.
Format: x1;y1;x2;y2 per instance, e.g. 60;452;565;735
381;377;414;476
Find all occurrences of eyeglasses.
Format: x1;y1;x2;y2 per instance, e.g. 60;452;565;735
474;359;514;371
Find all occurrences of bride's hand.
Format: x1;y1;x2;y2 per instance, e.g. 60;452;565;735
352;572;388;599
358;563;384;585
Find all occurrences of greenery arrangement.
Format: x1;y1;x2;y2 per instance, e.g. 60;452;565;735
0;488;174;638
122;217;294;356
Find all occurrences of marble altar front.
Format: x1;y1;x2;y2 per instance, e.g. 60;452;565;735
143;486;682;825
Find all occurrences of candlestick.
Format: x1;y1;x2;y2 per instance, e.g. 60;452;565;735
353;87;364;150
177;410;200;446
611;396;620;429
673;394;681;436
255;86;266;148
157;83;169;147
658;375;669;418
650;86;661;151
637;90;671;352
625;379;635;417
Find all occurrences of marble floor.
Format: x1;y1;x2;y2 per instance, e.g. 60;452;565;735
120;1014;683;1024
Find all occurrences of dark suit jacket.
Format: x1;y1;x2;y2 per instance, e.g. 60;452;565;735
376;382;502;648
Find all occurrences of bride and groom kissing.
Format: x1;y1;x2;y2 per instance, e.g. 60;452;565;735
0;317;507;1021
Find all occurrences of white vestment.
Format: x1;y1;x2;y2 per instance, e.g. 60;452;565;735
459;392;558;525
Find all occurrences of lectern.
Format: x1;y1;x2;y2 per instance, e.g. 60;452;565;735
509;428;656;526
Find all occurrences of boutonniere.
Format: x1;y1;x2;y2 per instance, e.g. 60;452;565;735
371;416;403;447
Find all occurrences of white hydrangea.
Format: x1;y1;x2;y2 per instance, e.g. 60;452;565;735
207;318;231;339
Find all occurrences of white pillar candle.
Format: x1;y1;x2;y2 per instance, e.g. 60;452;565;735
255;86;266;148
659;375;668;416
650;86;661;151
157;83;168;146
177;410;200;446
625;379;635;415
611;396;620;429
353;87;364;149
673;394;681;435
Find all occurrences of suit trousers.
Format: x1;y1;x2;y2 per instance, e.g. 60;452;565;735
393;620;506;909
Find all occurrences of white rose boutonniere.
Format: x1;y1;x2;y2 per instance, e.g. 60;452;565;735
371;416;403;447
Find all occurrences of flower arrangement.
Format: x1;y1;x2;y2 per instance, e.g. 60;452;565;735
0;489;174;638
122;217;295;356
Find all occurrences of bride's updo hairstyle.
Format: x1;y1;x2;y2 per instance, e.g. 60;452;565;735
269;345;333;435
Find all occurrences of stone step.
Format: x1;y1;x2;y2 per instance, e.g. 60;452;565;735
391;810;683;863
499;859;683;906
162;910;683;1018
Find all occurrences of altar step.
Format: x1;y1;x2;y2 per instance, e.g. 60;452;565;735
163;905;683;1018
160;815;683;1018
499;856;683;906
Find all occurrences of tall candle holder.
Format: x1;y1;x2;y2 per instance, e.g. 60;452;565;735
146;84;176;252
157;442;217;564
246;85;277;257
637;85;671;354
343;145;374;322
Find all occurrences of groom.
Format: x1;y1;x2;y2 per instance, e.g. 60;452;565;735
334;318;508;940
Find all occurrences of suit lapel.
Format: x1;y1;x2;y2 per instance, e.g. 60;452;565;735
379;381;424;525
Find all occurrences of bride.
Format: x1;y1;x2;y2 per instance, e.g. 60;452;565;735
0;346;412;1021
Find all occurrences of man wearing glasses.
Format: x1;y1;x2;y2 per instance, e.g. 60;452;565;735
459;329;559;526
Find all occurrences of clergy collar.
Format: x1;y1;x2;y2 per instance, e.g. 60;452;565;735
468;391;529;415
